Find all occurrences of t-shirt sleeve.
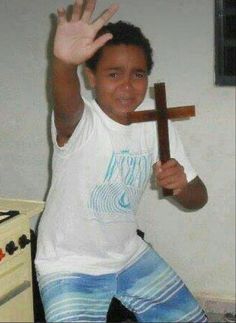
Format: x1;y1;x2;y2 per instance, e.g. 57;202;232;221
51;98;94;156
156;121;197;183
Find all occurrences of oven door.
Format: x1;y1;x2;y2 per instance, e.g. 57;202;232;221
0;280;33;322
0;250;34;322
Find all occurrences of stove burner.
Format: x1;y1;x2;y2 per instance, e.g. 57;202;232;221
0;210;20;223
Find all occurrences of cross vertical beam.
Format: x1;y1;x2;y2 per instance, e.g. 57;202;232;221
125;82;195;198
154;83;173;196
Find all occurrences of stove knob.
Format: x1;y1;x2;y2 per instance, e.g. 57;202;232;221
0;248;6;261
18;234;31;249
5;241;18;255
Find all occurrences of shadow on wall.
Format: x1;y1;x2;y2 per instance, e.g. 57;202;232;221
43;13;58;203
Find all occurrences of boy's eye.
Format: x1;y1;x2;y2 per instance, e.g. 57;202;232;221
109;72;119;78
135;72;146;79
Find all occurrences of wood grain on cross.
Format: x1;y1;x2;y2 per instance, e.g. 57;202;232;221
126;82;195;197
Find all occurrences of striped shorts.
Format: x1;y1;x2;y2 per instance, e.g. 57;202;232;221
37;248;208;322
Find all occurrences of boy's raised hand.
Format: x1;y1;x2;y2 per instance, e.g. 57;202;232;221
54;0;119;65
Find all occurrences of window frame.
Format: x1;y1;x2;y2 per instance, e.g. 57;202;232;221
215;0;236;86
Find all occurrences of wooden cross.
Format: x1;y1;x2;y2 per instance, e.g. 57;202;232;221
126;82;195;197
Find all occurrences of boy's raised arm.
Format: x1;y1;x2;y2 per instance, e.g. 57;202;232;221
51;0;119;146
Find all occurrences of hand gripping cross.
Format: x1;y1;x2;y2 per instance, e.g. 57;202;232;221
126;83;195;197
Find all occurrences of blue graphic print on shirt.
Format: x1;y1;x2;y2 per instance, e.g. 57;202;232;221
88;150;153;223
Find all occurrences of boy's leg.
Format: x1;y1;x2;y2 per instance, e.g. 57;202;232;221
116;248;208;323
37;272;115;322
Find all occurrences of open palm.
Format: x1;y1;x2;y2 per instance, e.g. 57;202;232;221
54;0;119;65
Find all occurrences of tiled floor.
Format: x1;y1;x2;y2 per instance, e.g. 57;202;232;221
208;312;225;322
120;312;234;322
207;312;235;323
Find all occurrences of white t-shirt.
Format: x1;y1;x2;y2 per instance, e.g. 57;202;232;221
35;98;197;275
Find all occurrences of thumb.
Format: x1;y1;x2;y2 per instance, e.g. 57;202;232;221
153;161;162;175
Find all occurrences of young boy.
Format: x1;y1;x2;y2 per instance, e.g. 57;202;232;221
35;1;208;322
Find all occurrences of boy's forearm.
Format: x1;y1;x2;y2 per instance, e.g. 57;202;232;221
173;176;208;210
51;57;84;129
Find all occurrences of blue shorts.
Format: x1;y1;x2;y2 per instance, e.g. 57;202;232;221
37;248;208;322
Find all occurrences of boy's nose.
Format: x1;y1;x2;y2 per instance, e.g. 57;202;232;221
121;77;133;90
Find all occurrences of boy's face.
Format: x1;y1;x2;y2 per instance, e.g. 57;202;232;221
86;44;148;124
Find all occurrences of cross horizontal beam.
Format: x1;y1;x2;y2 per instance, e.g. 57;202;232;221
126;106;195;124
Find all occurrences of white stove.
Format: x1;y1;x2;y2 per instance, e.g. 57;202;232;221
0;198;44;322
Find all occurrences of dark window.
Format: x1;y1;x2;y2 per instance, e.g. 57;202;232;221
215;0;236;86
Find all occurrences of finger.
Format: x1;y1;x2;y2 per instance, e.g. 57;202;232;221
173;188;182;196
157;165;183;181
154;160;177;178
158;175;181;188
159;162;184;181
71;0;83;22
93;3;119;32
161;158;178;170
81;0;96;23
158;173;187;191
173;181;187;195
89;33;113;54
154;161;162;176
57;7;67;24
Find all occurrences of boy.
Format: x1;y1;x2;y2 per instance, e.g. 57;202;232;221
35;1;208;322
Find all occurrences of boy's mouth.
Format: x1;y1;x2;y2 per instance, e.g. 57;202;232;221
118;97;135;107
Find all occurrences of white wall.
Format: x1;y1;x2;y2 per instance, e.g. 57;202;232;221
0;0;235;299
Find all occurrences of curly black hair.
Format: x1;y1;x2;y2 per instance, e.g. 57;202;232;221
85;21;154;75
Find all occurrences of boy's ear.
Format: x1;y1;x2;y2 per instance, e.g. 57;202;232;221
84;67;96;89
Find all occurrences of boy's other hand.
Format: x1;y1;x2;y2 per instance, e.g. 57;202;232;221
154;159;188;196
54;0;119;65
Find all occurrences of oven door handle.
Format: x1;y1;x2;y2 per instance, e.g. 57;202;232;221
0;280;31;306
